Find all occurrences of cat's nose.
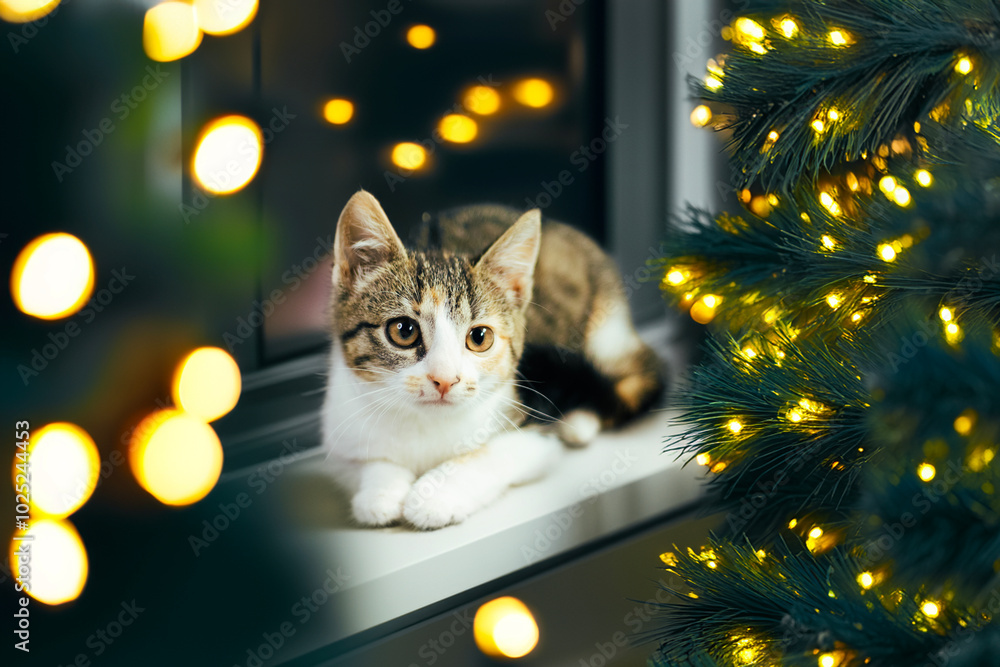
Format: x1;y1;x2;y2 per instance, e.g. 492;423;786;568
428;374;461;397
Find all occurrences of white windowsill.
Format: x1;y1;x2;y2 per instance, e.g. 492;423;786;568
247;317;706;660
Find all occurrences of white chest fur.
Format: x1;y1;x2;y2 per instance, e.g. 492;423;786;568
320;344;514;475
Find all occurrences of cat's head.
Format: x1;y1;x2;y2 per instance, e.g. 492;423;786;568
330;190;540;410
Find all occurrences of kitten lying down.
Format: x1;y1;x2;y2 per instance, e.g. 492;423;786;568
321;191;663;529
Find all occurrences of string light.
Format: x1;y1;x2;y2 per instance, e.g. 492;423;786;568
893;186;911;206
878;243;897;262
954;410;976;436
917;463;936;482
438;114;478;143
821;235;837;250
828;29;850;46
811;118;826;133
915;169;933;187
857;572;874;589
808;526;823;539
696;453;711;466
734;17;765;41
463;86;501;115
819;653;836;667
921;601;941;618
945;321;962;343
819;191;841;215
512;78;554;108
705;75;723;90
391;142;428;170
406;24;436;49
939;307;954;322
780;17;798;38
879;175;897;196
322;99;354;125
727;419;743;434
788;518;798;529
826;293;842;309
690;104;713;127
955;56;973;74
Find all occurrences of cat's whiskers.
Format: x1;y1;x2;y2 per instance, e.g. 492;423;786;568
321;391;401;463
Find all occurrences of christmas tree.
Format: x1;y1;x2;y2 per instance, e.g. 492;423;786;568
651;2;1000;666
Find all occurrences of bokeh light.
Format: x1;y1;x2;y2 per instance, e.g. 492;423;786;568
194;0;257;36
438;114;478;143
172;347;242;422
143;1;202;63
689;294;721;324
11;233;94;320
690;104;712;127
19;423;100;518
391;142;427;170
130;410;223;506
406;24;436;49
512;78;554;108
0;0;59;23
10;519;88;605
474;596;539;659
463;85;501;115
192;115;263;195
323;98;354;125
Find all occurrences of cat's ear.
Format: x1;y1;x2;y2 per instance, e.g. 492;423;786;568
475;209;541;309
333;190;406;289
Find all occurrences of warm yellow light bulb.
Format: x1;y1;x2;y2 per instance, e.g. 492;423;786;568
915;169;933;187
696;453;711;466
391;142;427;170
828;108;840;121
727;420;743;434
143;1;202;62
955;57;973;74
893;186;911;206
474;597;539;659
879;175;897;195
787;409;803;423
917;463;936;482
513;78;554;108
921;600;941;618
10;518;88;605
826;293;842;309
192;115;263;195
11;233;94;320
0;0;59;23
819;191;840;215
690;104;713;127
857;572;874;589
821;235;837;250
811;119;826;133
194;0;257;36
954;410;975;435
463;86;501;115
19;423;100;518
666;270;686;285
819;653;836;667
809;526;824;539
828;30;849;45
734;17;765;41
788;518;798;529
406;24;436;49
939;307;953;322
130;410;223;506
323;98;354;125
878;243;897;262
705;75;723;90
780;18;798;38
172;347;242;422
438;114;478;143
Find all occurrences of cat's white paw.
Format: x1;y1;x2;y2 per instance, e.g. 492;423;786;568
403;483;480;530
558;409;602;447
351;487;408;526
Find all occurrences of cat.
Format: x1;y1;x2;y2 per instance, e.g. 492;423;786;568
320;190;663;529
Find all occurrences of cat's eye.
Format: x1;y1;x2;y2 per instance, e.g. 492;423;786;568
466;326;495;353
386;317;420;348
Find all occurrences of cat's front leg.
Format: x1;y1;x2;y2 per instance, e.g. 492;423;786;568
403;429;561;530
347;460;416;527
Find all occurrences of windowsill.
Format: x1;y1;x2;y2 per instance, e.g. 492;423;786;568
226;316;707;662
